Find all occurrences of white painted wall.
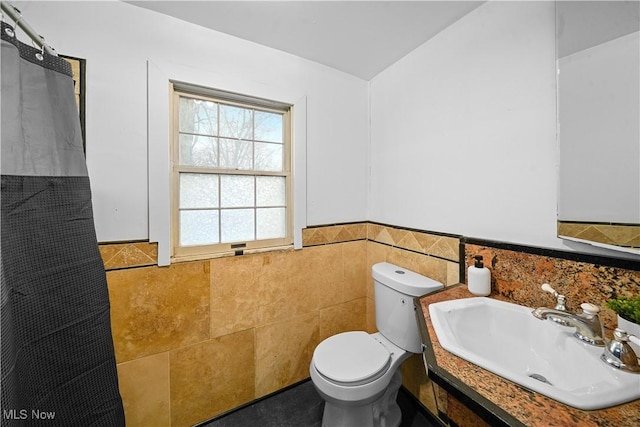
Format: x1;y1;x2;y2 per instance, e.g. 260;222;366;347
10;1;637;259
558;32;640;223
12;1;369;242
369;1;566;250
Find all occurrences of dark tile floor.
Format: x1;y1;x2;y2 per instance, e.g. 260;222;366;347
199;379;441;427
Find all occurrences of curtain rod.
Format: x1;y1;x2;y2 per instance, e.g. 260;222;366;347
1;1;57;55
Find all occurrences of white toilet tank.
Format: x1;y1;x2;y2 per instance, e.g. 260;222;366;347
373;262;444;353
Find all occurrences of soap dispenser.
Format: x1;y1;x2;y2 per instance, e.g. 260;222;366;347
468;255;491;296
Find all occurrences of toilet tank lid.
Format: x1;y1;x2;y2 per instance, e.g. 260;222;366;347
372;262;444;296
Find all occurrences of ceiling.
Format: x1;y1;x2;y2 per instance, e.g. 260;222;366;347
126;1;483;80
557;0;640;58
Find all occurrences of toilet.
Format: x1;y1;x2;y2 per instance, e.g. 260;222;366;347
310;262;444;427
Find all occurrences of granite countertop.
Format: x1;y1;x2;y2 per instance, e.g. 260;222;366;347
418;285;640;427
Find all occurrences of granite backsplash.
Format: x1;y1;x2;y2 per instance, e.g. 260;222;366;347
464;241;640;334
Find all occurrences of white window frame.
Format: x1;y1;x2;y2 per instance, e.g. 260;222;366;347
171;83;293;259
147;59;307;266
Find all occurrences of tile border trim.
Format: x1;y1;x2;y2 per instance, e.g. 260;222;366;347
464;237;640;271
99;226;640;272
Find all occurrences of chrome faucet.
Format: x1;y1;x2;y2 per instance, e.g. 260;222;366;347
532;302;605;347
540;283;572;327
601;328;640;373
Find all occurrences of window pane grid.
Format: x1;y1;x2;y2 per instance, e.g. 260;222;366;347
177;173;286;246
174;87;290;255
177;95;284;173
178;208;287;244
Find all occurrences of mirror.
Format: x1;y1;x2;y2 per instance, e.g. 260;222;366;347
556;0;640;254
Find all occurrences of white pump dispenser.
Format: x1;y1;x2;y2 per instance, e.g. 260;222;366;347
468;255;491;296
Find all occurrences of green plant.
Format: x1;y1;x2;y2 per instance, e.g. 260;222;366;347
606;295;640;325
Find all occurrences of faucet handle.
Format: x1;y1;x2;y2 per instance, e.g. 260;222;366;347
613;328;640;352
601;328;640;373
580;303;600;316
539;284;573;326
541;283;567;311
541;283;559;296
619;329;640;348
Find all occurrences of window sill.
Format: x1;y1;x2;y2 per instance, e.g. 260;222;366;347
170;244;295;264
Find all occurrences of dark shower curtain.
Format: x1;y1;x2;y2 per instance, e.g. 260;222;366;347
1;21;125;425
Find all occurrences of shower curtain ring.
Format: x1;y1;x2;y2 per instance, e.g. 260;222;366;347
35;35;56;57
33;41;44;60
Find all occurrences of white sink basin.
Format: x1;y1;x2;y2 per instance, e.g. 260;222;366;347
428;297;640;410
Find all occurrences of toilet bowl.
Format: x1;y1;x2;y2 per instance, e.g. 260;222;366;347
310;262;444;427
310;332;409;403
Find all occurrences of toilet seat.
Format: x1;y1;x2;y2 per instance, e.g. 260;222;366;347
312;331;391;386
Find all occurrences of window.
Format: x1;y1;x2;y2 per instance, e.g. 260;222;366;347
171;83;292;259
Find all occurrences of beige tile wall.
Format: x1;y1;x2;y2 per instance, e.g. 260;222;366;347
102;223;461;426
